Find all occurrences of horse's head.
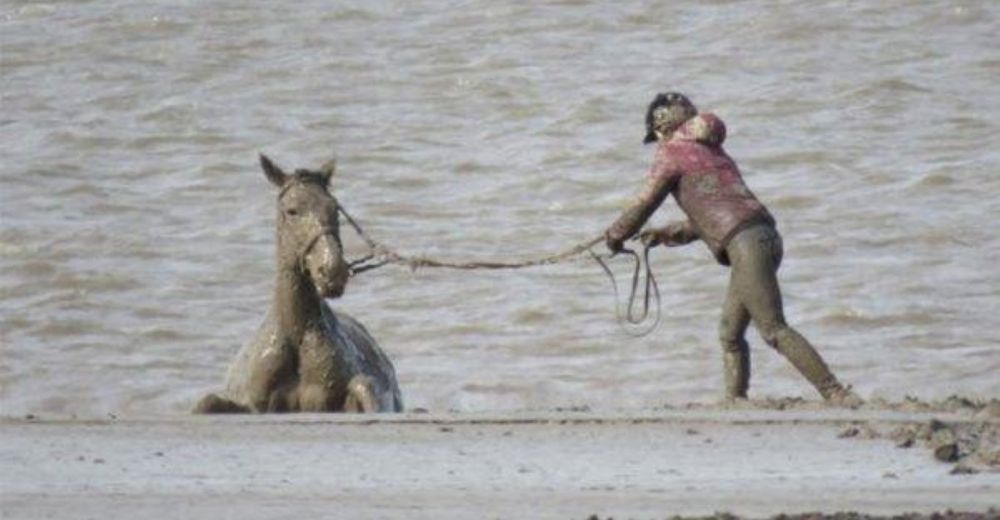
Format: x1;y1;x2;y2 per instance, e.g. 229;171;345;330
260;154;348;299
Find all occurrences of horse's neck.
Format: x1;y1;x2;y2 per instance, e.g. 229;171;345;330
272;261;324;341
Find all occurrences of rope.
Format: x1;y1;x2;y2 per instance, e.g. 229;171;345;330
591;245;662;337
338;204;661;336
340;205;605;273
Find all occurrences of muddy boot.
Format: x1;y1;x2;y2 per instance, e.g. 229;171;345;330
826;385;864;408
814;377;863;408
723;349;750;400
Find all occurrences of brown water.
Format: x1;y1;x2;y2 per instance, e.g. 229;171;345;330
1;1;998;417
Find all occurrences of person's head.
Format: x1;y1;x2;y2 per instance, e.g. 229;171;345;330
643;92;697;144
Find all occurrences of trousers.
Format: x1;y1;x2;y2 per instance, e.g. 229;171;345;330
719;223;844;399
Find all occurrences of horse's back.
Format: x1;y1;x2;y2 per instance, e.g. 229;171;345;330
322;306;403;412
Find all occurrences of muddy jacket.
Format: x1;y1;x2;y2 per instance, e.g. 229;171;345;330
607;113;774;265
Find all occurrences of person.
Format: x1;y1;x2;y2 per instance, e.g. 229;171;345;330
605;92;860;405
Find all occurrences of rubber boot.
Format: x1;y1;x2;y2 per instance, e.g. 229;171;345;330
723;349;750;400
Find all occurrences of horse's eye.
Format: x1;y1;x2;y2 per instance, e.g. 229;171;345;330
286;208;300;217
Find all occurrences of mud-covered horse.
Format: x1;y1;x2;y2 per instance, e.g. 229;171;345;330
194;155;403;413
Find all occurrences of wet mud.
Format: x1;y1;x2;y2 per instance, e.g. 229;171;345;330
674;395;1000;475
5;399;999;519
850;397;1000;474
587;511;1000;520
838;418;1000;475
676;395;1000;416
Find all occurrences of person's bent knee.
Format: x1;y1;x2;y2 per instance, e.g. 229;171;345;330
758;323;787;350
763;324;807;355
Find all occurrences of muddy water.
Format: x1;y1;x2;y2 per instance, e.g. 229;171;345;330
1;1;998;416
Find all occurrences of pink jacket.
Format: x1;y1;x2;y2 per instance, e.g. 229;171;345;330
607;113;773;265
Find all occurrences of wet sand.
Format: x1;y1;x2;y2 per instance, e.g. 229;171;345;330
2;405;998;519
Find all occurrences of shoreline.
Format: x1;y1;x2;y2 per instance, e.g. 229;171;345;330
3;404;998;519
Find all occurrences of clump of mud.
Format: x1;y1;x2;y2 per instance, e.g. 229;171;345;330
880;419;1000;474
665;395;1000;474
873;395;1000;418
827;396;1000;474
587;510;999;520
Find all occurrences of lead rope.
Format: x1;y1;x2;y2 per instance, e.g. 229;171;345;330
338;205;661;337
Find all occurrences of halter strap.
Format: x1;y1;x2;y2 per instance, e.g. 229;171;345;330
276;180;297;201
301;226;339;257
273;186;342;277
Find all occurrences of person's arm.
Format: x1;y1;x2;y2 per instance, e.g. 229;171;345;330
605;173;674;253
639;220;700;248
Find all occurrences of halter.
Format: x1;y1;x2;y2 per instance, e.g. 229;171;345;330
277;180;345;275
297;226;344;278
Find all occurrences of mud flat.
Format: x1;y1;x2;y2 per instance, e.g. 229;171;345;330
2;403;998;520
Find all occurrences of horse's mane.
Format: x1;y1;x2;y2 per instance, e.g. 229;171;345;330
291;169;330;187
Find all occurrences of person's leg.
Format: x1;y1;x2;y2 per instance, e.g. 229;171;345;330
719;276;751;399
729;226;846;400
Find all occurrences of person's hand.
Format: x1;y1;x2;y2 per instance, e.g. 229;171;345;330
605;231;624;254
638;228;663;248
660;221;691;247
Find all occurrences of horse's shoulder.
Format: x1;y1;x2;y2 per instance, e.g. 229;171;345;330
241;308;281;353
321;305;375;342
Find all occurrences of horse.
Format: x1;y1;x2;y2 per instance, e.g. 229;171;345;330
194;155;403;413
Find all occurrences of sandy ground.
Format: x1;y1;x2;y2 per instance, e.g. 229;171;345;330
2;406;998;520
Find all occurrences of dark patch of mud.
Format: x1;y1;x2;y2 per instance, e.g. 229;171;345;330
588;510;999;520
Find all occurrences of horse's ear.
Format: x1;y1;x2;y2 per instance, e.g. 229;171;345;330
318;158;336;186
259;154;288;187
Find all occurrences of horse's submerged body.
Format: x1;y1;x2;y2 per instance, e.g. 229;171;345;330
219;305;402;413
194;155;402;414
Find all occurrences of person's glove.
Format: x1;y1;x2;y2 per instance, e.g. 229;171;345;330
638;222;697;248
638;228;664;248
605;231;624;254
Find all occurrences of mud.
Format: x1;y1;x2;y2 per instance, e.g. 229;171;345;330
4;402;999;519
675;395;1000;415
672;395;1000;474
881;420;1000;474
836;408;1000;473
